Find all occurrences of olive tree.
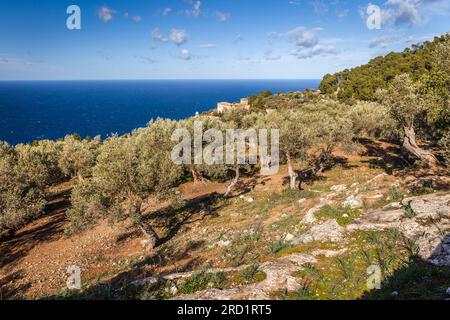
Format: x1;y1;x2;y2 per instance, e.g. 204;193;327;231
255;110;317;189
58;134;100;181
312;109;353;174
346;102;398;140
222;119;254;197
377;73;438;167
67;119;183;249
14;139;62;185
176;116;229;184
0;142;47;234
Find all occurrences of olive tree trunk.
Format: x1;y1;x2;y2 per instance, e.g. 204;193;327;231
76;171;84;182
403;126;438;167
286;151;298;190
191;169;209;184
139;221;159;250
224;165;240;197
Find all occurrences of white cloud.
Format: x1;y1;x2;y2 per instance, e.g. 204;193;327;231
170;29;189;46
423;0;450;15
186;1;201;17
337;9;349;19
132;16;142;23
179;49;191;60
135;56;158;64
267;31;280;39
233;34;243;43
382;0;422;26
368;34;416;48
162;7;172;16
362;0;450;28
236;55;261;64
309;0;329;15
97;6;116;22
216;11;230;22
285;26;338;59
264;50;282;61
151;28;168;42
290;44;338;59
287;27;322;48
151;29;189;46
199;43;217;48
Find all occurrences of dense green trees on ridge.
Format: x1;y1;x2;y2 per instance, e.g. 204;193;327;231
319;34;449;104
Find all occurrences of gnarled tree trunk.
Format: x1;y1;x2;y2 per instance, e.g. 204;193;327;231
76;171;84;182
224;165;240;197
191;169;210;184
403;126;438;167
139;221;159;250
313;147;334;175
286;151;298;190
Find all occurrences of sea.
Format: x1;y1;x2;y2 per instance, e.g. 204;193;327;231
0;79;319;145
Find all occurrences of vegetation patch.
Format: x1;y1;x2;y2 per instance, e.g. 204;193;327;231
315;205;361;226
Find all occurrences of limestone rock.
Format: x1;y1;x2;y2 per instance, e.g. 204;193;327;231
401;193;450;219
343;195;363;209
301;198;334;224
284;233;295;242
347;192;450;266
311;248;348;257
331;184;347;192
293;220;344;244
217;240;231;247
173;253;316;300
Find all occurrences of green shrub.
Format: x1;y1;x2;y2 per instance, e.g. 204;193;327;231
315;205;361;226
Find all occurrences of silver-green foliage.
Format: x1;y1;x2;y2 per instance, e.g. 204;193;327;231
66;119;183;241
0;142;47;232
58;135;100;180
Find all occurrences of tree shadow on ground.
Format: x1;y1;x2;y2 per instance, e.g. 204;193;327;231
145;192;224;247
358;138;411;174
41;191;229;300
43;240;207;300
280;155;351;189
0;269;32;299
360;233;450;300
0;188;71;269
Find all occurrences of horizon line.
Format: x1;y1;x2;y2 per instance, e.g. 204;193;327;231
0;78;322;82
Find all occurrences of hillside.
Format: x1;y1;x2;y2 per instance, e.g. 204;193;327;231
1;140;449;300
1;33;450;301
319;34;450;102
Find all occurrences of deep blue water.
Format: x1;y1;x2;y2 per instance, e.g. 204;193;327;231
0;80;319;145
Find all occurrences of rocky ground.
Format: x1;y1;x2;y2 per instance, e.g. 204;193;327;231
1;140;449;300
170;192;450;300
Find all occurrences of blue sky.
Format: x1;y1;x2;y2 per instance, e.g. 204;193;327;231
0;0;449;80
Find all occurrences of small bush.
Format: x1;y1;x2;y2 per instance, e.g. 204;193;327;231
402;201;417;219
268;239;291;255
242;265;259;281
315;205;361;226
387;186;405;202
178;272;226;294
